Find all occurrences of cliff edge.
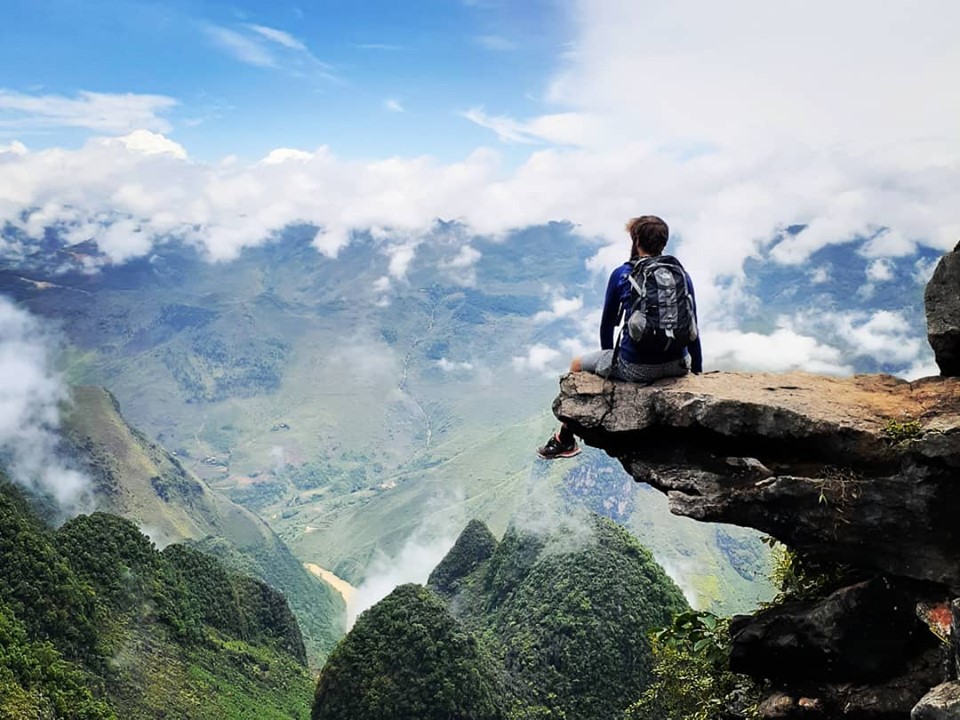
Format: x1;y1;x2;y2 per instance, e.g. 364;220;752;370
555;370;960;589
551;238;960;719
554;371;960;719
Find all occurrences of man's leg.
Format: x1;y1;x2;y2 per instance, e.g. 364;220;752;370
537;358;583;459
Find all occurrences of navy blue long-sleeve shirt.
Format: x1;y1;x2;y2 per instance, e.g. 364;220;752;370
599;259;703;373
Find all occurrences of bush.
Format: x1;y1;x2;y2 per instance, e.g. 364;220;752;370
625;611;758;720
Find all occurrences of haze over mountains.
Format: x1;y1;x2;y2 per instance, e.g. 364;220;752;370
0;213;943;627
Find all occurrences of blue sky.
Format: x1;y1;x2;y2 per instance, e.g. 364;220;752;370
1;0;565;160
1;1;958;378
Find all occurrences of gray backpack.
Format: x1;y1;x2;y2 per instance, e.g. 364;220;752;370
624;255;698;352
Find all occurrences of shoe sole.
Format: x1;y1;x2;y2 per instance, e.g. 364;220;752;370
537;446;582;460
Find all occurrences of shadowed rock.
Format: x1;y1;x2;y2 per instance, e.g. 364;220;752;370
926;241;960;377
729;577;937;682
911;682;960;720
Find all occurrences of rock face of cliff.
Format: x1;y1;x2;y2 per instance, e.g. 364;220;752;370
926;241;960;377
553;370;960;719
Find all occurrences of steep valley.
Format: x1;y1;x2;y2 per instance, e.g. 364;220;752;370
3;224;778;618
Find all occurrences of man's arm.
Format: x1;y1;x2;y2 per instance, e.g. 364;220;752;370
599;267;623;350
686;273;703;374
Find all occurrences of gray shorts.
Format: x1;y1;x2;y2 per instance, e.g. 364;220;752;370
580;349;689;384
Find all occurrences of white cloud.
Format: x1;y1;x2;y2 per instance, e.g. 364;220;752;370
0;2;957;349
865;259;894;283
706;325;852;375
347;528;458;629
913;257;939;285
246;24;307;51
261;147;314;164
829;310;924;366
462;107;601;146
204;24;277;67
388;245;415;279
902;358;940;381
438;245;482;286
808;266;829;284
383;98;405;113
0;297;90;511
533;295;583;323
548;0;960;151
0;89;176;134
203;23;337;81
440;245;481;270
346;501;465;629
512;344;562;373
436;358;474;372
112;129;188;159
0;140;28;156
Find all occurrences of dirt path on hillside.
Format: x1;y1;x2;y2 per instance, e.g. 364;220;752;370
304;563;357;605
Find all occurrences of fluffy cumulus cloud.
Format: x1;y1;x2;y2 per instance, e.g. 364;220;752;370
533;295;584;323
821;310;925;366
866;259;895;283
707;324;853;376
512;344;563;374
0;297;89;510
0;2;957;377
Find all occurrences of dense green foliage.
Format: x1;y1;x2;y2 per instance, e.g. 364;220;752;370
0;599;114;720
0;483;113;719
164;543;308;663
323;514;690;720
58;512;202;640
427;518;498;597
456;516;689;719
0;478;314;719
189;535;335;666
61;385;344;667
626;611;758;720
312;584;507;720
0;483;100;664
629;540;849;720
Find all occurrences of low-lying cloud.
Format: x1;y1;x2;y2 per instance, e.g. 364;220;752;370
0;296;89;511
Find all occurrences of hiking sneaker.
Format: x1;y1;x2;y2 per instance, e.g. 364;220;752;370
537;433;581;460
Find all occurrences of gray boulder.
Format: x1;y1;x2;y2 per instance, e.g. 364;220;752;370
912;682;960;719
926;241;960;377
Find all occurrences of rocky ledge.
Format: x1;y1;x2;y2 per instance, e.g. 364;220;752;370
554;370;960;719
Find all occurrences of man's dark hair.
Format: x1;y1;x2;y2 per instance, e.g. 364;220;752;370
626;215;669;256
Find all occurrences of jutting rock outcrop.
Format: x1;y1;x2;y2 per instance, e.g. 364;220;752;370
553;370;960;719
926;240;960;377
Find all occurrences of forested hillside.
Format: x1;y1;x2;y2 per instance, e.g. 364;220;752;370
0;477;314;720
62;385;345;666
312;513;688;719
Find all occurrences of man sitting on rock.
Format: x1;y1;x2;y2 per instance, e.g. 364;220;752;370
537;215;703;459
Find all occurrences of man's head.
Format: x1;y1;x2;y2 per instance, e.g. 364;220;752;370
626;215;669;256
